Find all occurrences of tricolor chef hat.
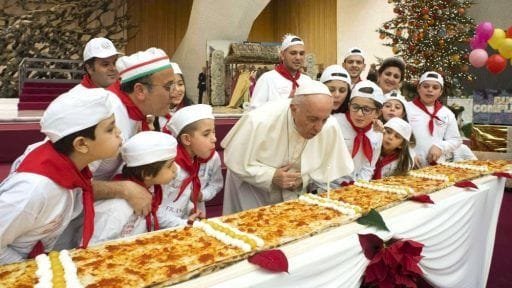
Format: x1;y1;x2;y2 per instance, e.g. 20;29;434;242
170;62;182;75
116;47;172;83
320;65;351;86
295;80;331;97
83;37;122;61
351;80;385;104
121;131;177;167
419;71;444;87
168;104;214;137
384;90;408;108
344;47;365;61
41;88;115;143
280;34;304;52
384;117;412;141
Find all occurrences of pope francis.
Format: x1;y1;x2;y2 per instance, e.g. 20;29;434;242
221;80;354;214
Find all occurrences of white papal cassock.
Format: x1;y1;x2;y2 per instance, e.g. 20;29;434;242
221;99;354;214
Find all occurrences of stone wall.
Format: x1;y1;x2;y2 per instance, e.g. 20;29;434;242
0;0;133;98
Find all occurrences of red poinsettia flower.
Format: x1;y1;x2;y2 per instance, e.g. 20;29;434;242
359;234;429;288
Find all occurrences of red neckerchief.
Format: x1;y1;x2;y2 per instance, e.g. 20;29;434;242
174;144;214;211
113;175;162;231
80;74;98;88
161;113;172;134
108;82;150;131
345;113;373;162
373;153;399;180
275;63;301;98
16;141;95;255
412;97;443;135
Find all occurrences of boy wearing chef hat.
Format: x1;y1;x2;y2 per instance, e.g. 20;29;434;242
90;131;181;244
0;88;122;264
406;71;462;167
334;80;384;182
73;37;123;90
157;104;222;227
249;33;313;110
342;47;366;87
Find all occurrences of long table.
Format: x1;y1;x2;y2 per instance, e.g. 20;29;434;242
173;175;505;288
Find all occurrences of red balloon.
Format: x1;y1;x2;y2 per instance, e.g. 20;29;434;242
507;26;512;38
486;54;507;74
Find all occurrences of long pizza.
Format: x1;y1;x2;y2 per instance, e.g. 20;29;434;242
0;159;509;287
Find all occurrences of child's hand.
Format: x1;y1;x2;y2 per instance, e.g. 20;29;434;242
372;119;384;133
427;146;443;164
187;210;204;225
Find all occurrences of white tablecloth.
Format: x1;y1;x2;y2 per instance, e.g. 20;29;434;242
172;175;505;288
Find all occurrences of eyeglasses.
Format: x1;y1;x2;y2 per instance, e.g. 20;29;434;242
141;82;176;92
349;103;377;115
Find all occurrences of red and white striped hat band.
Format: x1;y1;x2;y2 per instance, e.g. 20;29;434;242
116;47;172;83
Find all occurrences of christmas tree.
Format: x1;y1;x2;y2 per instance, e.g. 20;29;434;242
377;0;475;98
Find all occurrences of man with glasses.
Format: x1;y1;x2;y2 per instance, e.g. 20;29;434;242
71;37;123;91
249;34;312;110
342;47;366;88
88;47;175;218
222;80;353;214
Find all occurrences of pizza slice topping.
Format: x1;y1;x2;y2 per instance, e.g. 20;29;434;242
408;171;450;182
35;250;82;288
440;161;489;172
299;193;362;216
354;180;414;196
193;220;265;252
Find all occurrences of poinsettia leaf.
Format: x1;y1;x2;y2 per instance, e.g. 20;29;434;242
358;233;384;260
403;256;424;276
454;180;478;189
410;194;435;204
357;209;390;231
248;249;288;273
492;172;512;178
399;240;424;256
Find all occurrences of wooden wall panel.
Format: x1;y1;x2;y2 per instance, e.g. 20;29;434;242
248;0;337;67
125;0;336;65
126;0;192;57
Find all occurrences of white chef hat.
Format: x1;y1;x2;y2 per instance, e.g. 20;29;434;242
280;34;304;52
116;47;172;83
344;47;365;61
168;104;214;137
384;117;412;141
383;90;408;108
121;131;177;167
320;65;351;86
351;80;385;104
419;71;444;87
83;37;123;61
295;80;331;97
41;88;115;143
170;62;182;75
